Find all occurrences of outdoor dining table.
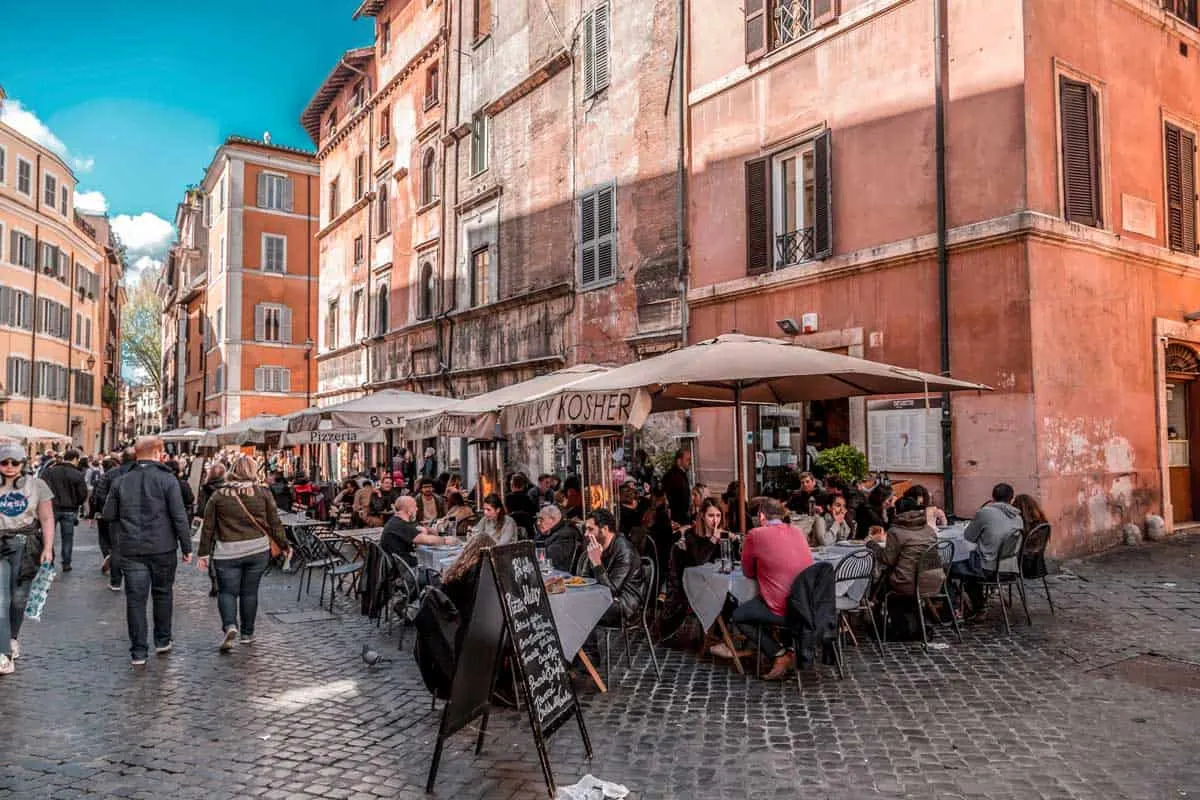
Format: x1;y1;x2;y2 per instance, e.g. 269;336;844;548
279;512;328;529
546;578;614;693
937;522;974;562
681;543;871;675
415;544;463;572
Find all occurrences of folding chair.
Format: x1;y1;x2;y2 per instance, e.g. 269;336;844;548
595;556;662;681
831;549;880;679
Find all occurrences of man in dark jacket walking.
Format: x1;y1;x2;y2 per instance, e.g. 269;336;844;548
103;437;193;666
42;449;89;572
94;449;135;590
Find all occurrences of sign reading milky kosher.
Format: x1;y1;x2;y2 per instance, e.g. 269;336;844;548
501;389;652;433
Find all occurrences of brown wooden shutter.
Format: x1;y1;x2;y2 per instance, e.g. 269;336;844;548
812;0;839;27
1166;123;1197;254
256;173;267;208
1059;77;1102;227
813;129;833;259
745;0;768;62
745;156;772;274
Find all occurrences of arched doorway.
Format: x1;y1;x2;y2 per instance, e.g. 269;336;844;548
1166;342;1200;523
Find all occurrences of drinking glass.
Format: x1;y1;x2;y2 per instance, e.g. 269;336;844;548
719;538;732;574
536;546;548;571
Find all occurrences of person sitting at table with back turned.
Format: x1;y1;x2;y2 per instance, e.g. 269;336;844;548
440;532;498;633
472;493;519;544
712;496;814;680
382;496;458;567
952;482;1025;616
535;504;581;572
505;474;538;517
580;508;647;627
903;484;948;528
415;478;446;524
875;495;943;598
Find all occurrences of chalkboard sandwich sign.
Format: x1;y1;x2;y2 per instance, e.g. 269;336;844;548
426;541;592;798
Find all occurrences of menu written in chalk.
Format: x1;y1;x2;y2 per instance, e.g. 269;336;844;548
493;545;576;733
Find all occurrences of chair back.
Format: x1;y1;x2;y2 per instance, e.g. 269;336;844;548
997;529;1023;561
914;541;945;593
935;538;956;570
510;510;535;540
639;556;657;626
1020;522;1051;578
833;548;874;584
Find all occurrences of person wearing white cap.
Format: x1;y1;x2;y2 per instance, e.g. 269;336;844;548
0;441;56;675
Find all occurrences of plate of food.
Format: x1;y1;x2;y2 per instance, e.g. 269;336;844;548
563;576;597;589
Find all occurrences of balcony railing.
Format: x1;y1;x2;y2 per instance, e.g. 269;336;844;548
775;227;814;268
1164;0;1198;26
773;0;814;48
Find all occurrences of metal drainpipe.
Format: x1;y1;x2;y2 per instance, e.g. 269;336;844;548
934;0;953;515
305;172;314;410
66;248;76;438
676;0;688;348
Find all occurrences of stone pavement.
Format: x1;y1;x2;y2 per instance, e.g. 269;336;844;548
1;520;1198;799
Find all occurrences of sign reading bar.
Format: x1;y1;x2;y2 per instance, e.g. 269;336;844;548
501;389;651;434
426;542;591;799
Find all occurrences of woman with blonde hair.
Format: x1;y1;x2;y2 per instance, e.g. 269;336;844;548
199;455;291;652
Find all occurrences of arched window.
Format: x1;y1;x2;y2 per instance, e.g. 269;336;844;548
417;262;435;320
376;181;390;234
420;148;437;206
376;284;389;337
1167;343;1200;376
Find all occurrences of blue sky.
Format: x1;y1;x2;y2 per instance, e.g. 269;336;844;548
0;1;371;273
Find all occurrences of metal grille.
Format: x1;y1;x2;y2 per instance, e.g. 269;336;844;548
773;0;814;47
775;227;814;268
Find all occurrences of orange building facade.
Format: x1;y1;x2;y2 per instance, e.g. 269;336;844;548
161;137;320;428
686;0;1200;556
0;94;123;452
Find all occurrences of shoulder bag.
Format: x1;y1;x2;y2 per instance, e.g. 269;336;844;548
229;489;287;559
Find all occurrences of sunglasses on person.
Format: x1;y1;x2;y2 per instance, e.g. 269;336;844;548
0;459;24;467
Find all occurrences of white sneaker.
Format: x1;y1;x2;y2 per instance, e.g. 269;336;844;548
9;639;18;660
219;627;238;652
0;654;14;675
155;641;173;655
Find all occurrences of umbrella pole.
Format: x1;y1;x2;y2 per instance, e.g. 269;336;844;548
734;383;747;536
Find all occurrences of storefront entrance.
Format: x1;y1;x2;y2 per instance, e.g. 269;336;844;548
1166;343;1200;525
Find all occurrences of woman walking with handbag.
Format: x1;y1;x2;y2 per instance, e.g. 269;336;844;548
198;456;291;652
0;442;56;675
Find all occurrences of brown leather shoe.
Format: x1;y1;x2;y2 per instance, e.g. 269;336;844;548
763;651;795;681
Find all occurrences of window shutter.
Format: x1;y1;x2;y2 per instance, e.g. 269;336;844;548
596;185;616;282
281;307;293;343
0;287;10;326
254;304;265;341
0;223;4;262
254;367;264;392
744;0;768;62
813;129;833;259
1059;77;1102;227
282;369;292;393
593;4;610;93
9;230;16;265
257;172;267;208
583;14;596;96
1166;124;1197;254
745;156;772;274
580;191;597;285
283;177;294;213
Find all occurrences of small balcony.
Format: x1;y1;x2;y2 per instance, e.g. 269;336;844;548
775;227;814;268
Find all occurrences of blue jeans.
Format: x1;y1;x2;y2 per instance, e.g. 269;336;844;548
213;551;270;637
0;535;30;657
122;552;178;660
55;511;77;567
732;596;788;659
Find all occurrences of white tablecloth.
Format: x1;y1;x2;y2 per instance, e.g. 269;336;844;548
548;584;614;658
937;523;975;563
415;545;463;571
279;513;326;529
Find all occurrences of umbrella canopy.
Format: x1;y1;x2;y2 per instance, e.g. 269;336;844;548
287;389;456;432
159;427;207;443
280;426;387;447
500;334;990;433
0;422;72;445
404;364;609;441
200;414;289;448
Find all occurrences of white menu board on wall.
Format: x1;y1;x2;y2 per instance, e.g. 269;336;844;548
867;398;943;473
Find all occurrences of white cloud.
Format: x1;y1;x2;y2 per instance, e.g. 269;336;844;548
126;255;164;284
111;212;174;260
73;190;109;214
0;99;67;156
71;155;95;173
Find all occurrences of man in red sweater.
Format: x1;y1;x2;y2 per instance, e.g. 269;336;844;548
714;496;814;679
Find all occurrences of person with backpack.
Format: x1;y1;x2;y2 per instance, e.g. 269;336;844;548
0;442;56;676
197;456;291;653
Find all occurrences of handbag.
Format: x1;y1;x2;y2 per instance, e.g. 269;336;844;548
228;490;287;559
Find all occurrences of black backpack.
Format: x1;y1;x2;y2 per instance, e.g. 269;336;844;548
412;587;461;700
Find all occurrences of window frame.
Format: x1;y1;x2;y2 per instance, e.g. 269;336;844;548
417;261;436;320
425;63;440;109
0;145;6;185
1056;70;1106;229
327;298;340;351
470;246;491;307
578;183;618;290
329;176;341;220
16;158;32;197
354;235;365;265
381;19;391;54
377;182;391;235
259;171;290;211
582;3;612;99
421;149;438;206
470;112;489;176
379;106;391;148
1164;118;1198;254
262;233;287;274
43;172;58;210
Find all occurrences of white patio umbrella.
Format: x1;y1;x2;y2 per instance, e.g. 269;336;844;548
159;427;207;443
0;422;72;445
287;389;455;432
403;364;609;441
498;333;991;530
200;414;289;448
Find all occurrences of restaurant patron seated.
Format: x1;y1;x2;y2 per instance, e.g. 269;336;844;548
579;508;646;627
535;504;581;572
381;496;457;566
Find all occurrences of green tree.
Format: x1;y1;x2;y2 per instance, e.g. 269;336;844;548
121;266;163;393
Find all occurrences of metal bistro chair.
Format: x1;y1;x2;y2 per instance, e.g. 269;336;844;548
897;539;963;646
832;549;881;680
1020;523;1055;614
983;530;1029;634
289;526;347;610
388;552;425;650
595;556;662;682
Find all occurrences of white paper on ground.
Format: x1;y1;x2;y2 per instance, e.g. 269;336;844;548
555;775;630;800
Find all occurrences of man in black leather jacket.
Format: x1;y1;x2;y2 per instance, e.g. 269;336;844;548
102;437;193;666
581;508;647;626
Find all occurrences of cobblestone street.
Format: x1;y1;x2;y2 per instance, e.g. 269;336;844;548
2;521;1198;800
